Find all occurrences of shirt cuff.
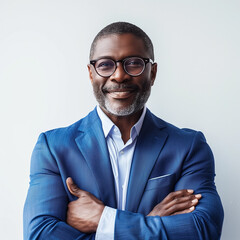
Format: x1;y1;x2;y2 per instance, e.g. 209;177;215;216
95;206;117;240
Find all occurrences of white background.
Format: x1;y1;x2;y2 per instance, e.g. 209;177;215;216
0;0;239;239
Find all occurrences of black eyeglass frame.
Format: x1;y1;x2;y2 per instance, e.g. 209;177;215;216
89;56;154;77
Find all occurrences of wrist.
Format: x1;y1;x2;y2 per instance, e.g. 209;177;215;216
96;207;117;239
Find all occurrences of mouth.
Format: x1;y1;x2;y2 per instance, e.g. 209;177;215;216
107;90;134;99
103;85;138;100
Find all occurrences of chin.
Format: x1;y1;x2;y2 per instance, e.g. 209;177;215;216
96;89;150;117
104;101;141;117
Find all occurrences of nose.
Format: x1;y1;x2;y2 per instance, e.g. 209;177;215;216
109;62;130;83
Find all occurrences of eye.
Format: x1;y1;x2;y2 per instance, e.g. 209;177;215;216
125;58;144;68
96;59;115;69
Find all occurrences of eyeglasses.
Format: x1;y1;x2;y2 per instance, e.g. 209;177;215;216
90;56;153;77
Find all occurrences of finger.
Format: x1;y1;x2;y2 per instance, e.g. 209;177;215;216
195;194;202;199
147;191;201;217
165;193;201;209
165;198;199;215
171;206;195;216
66;177;83;198
162;189;194;204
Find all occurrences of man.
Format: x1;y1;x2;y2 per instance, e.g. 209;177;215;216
24;22;224;239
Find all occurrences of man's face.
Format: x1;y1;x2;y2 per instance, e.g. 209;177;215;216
88;33;157;117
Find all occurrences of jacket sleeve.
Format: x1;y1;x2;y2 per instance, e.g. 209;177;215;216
114;132;224;240
23;133;95;240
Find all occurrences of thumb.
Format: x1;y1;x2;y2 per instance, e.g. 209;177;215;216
66;177;83;198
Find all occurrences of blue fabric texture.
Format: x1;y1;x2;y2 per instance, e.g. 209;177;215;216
23;108;224;239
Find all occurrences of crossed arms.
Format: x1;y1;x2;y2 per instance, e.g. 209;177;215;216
23;131;224;240
66;177;201;233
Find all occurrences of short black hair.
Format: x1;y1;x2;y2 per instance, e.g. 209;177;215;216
89;22;154;61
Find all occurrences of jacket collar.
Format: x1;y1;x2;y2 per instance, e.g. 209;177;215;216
125;109;168;212
75;108;117;207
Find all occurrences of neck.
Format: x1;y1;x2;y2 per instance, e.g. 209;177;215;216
101;107;144;144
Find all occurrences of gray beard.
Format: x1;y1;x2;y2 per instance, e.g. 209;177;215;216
104;92;149;116
93;86;151;117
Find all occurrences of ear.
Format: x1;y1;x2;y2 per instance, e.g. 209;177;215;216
87;64;93;84
150;63;157;86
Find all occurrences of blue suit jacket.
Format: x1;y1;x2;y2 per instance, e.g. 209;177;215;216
23;108;224;239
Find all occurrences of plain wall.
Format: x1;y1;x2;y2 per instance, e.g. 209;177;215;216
0;0;239;239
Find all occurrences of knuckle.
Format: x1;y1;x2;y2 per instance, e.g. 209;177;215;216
174;197;180;203
168;192;176;199
171;205;177;211
170;190;185;198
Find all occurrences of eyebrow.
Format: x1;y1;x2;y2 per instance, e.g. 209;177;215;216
91;55;147;61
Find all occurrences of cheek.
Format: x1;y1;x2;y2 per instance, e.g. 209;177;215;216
136;73;153;90
91;78;107;94
91;75;106;87
92;81;101;93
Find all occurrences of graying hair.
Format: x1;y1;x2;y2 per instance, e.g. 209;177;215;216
89;22;154;61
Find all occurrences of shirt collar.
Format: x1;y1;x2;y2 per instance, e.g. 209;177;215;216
97;106;147;138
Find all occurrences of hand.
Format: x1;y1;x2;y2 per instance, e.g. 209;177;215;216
147;189;201;217
66;177;105;233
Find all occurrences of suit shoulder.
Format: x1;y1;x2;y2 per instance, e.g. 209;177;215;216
150;113;212;161
43;118;82;139
150;112;196;133
149;111;206;141
39;109;98;144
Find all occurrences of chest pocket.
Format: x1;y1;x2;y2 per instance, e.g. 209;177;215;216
137;173;176;215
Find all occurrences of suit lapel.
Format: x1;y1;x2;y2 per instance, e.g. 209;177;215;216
75;109;117;208
125;110;168;212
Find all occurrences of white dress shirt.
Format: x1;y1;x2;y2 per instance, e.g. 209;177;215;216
95;106;146;240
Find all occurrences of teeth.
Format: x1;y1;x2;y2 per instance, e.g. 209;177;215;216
108;91;132;98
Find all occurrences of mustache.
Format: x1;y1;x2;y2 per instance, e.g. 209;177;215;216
102;83;138;92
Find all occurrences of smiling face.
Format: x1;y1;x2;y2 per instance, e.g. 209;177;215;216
88;33;157;117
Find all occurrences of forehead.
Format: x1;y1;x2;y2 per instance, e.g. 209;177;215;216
92;33;149;60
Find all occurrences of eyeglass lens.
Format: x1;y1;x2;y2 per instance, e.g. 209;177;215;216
95;57;145;77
